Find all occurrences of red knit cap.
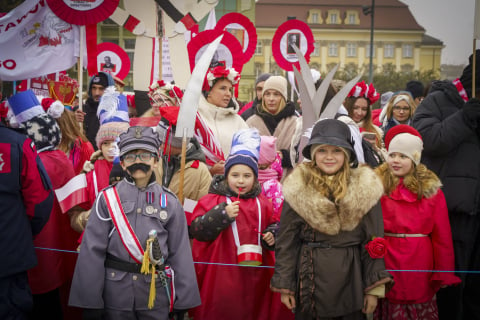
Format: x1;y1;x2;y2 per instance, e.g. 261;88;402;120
384;125;422;151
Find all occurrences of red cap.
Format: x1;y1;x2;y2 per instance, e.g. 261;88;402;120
384;125;422;151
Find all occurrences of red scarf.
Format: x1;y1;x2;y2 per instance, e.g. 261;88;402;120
453;78;469;102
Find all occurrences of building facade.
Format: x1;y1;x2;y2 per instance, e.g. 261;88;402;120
92;0;443;101
253;0;443;82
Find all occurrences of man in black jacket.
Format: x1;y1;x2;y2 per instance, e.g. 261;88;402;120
0;124;53;318
413;49;480;320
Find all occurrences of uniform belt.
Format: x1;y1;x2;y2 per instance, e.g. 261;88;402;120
105;253;143;274
384;233;428;238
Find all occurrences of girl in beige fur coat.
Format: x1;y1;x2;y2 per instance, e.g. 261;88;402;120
271;119;393;319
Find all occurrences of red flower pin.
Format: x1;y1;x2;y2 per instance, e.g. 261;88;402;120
365;237;386;259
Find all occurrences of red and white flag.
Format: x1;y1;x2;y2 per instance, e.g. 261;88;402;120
0;0;81;81
55;173;88;213
194;112;225;165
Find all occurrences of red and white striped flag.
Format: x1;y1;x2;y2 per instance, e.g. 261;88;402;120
55;174;88;213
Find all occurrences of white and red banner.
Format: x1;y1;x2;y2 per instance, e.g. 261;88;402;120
0;0;81;81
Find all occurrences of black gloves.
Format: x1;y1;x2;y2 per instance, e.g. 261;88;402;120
82;308;104;320
463;98;480;127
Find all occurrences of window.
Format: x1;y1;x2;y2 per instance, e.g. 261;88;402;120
346;43;357;57
384;44;394;58
127;52;134;69
365;44;375;57
255;41;262;55
308;9;323;24
331;13;338;24
255;63;263;78
313;42;320;56
403;44;413;58
124;39;136;50
328;43;338;57
327;10;341;24
348;13;356;24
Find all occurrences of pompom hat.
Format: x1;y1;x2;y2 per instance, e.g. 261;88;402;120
225;128;261;177
95;86;130;149
7;89;44;124
384;124;423;165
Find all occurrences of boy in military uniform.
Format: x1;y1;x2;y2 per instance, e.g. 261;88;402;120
69;126;200;320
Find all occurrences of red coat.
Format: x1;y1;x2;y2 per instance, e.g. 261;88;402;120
190;193;292;320
28;150;77;294
85;159;113;207
381;182;461;304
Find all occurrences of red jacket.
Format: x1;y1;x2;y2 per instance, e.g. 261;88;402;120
85;159;113;207
190;192;291;320
381;182;461;303
28;150;77;294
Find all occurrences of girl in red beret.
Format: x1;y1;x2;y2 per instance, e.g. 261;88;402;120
374;125;460;319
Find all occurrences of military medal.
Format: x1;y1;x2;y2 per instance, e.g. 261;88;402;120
159;193;168;220
146;192;154;204
160;210;168;219
146;206;155;215
145;192;154;214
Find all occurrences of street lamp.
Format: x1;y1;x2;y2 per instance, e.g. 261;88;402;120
362;0;375;83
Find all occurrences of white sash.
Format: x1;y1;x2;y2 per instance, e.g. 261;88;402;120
226;197;262;248
103;187;144;264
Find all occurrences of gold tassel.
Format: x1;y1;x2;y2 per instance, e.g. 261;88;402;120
141;238;153;274
147;265;156;309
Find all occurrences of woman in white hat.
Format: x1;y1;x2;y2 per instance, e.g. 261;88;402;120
246;75;299;177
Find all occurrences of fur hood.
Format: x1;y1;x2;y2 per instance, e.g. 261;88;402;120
375;162;442;199
283;165;383;235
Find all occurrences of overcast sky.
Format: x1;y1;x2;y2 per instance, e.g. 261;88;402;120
399;0;477;65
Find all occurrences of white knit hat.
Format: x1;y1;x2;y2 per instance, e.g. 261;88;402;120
384;125;423;165
262;76;288;101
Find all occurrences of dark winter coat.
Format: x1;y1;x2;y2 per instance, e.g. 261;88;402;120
413;80;480;215
271;165;393;318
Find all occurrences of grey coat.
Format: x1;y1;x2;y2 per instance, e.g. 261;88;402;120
69;177;200;318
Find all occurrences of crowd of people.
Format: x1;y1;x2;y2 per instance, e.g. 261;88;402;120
2;48;480;320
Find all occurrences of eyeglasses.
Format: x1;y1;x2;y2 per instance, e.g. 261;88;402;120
122;152;156;163
393;106;410;112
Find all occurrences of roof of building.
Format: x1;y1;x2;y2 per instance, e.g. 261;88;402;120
255;0;425;32
422;34;444;46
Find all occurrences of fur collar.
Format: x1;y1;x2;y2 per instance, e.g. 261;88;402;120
283;165;383;235
375;163;442;199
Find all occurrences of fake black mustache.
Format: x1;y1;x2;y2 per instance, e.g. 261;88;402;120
126;163;151;174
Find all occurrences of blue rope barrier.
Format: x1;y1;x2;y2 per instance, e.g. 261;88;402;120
34;246;480;274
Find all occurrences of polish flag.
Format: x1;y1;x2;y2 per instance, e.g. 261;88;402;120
55;174;88;213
